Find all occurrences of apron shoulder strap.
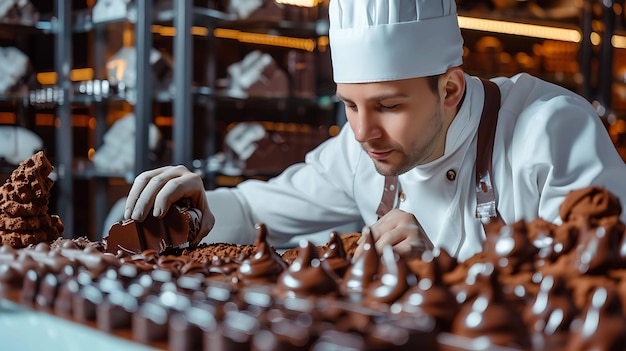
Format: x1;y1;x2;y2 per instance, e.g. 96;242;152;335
376;175;399;219
476;78;504;226
375;78;504;228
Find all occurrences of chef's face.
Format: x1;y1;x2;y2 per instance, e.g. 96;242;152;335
337;75;451;176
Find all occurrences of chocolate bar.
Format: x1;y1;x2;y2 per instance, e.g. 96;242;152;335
105;203;201;256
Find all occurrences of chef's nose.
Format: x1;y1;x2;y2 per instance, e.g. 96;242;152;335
351;111;382;143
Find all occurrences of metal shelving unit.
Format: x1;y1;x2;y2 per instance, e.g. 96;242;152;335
53;0;74;238
15;0;620;240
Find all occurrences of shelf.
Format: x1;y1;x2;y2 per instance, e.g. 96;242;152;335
72;159;137;183
214;18;328;37
456;5;580;26
77;6;234;31
156;6;234;24
0;20;52;35
457;11;581;43
209;90;337;108
25;81;337;109
0;95;30;104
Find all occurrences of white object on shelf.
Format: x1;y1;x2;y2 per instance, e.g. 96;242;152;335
225;122;266;161
228;0;264;19
0;126;43;165
91;113;161;174
226;50;288;98
0;0;39;25
105;46;173;104
92;0;132;23
0;46;29;95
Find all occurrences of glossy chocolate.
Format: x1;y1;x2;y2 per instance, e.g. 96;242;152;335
398;248;460;331
340;228;378;300
105;202;200;255
320;231;351;278
565;286;626;350
451;263;531;349
237;224;287;284
364;245;417;307
275;240;338;297
524;275;577;338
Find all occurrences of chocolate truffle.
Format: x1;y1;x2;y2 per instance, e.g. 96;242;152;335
320;231;351;278
275;240;339;298
451;263;531;349
236;224;287;284
340;228;378;301
364;245;417;307
566;286;626;350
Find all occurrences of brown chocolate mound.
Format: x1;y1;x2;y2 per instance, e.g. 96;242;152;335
281;232;361;263
0;151;63;248
559;186;622;225
182;242;256;263
49;236;106;252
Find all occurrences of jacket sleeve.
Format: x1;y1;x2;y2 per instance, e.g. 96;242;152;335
495;75;626;225
200;124;365;248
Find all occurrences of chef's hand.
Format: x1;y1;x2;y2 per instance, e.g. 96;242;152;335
124;165;215;240
352;209;433;260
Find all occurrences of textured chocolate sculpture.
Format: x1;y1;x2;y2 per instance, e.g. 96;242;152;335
0;151;63;248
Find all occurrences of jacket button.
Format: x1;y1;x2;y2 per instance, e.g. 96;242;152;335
446;169;456;181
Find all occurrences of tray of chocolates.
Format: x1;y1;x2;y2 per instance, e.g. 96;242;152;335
2;152;626;350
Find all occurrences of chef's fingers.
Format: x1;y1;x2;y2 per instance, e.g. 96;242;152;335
124;165;187;221
373;224;433;259
149;167;215;243
370;209;413;236
150;166;206;217
352;226;373;261
125;165;172;220
394;236;432;259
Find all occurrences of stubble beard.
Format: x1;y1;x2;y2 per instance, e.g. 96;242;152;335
370;108;444;177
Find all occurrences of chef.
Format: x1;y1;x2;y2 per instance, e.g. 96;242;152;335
123;0;626;261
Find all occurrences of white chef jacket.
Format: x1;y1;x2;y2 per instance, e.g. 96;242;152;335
203;73;626;261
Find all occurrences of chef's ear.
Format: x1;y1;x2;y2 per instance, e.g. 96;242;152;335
440;67;465;110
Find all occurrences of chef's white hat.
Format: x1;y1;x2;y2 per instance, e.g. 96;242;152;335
329;0;464;83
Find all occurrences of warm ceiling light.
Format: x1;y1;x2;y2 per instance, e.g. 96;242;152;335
152;25;209;37
613;35;626;49
590;32;602;45
458;16;581;42
37;68;94;85
214;28;316;51
275;0;321;7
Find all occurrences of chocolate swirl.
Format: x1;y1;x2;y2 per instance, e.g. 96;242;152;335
524;275;577;337
451;263;531;349
398;248;459;331
321;231;351;278
485;220;537;275
340;228;378;300
237;224;287;284
275;240;339;297
364;245;416;307
565;286;626;350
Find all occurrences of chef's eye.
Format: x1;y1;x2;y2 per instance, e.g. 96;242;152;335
378;103;399;111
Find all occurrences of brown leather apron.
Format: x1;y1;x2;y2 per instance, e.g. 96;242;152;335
375;78;505;230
